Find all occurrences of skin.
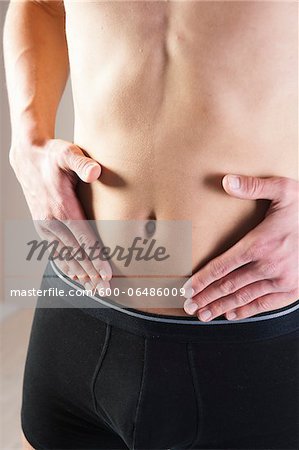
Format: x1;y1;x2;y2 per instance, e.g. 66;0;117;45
183;175;299;320
70;1;298;305
4;1;298;314
4;1;298;318
21;432;34;450
3;2;298;449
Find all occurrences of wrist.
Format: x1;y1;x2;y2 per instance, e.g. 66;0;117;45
11;129;52;150
10;113;54;148
9;130;52;171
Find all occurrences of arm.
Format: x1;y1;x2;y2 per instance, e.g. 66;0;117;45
4;0;112;290
4;0;68;145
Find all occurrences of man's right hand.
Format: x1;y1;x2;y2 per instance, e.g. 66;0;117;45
9;138;112;292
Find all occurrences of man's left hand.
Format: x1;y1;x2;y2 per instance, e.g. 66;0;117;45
183;175;299;321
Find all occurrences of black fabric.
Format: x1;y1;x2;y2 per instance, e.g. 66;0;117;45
21;263;299;449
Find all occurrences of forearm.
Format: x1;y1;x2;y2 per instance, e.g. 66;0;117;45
3;0;69;146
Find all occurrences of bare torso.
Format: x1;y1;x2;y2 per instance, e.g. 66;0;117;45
63;1;297;314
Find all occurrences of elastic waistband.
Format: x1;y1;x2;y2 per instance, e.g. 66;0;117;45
45;261;299;343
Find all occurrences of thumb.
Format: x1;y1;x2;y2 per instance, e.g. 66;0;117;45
61;145;101;182
222;174;287;201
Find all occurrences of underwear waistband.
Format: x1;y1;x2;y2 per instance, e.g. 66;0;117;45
46;261;299;342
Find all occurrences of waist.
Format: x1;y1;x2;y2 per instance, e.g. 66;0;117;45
74;134;295;313
44;261;299;343
75;129;296;231
76;173;270;275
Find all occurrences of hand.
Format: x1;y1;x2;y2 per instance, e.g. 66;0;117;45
10;138;112;292
183;174;299;321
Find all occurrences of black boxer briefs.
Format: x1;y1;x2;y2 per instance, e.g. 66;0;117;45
21;261;299;449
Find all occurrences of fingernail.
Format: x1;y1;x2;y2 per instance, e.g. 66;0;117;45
85;163;97;173
227;311;237;320
100;269;108;281
183;287;195;299
184;299;199;315
96;281;110;297
228;175;240;190
199;309;212;321
96;284;104;296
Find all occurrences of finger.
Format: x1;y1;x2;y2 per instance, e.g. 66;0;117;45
196;280;273;322
189;262;267;311
57;231;111;292
225;291;297;321
51;251;77;281
64;215;112;281
59;144;101;183
95;279;111;298
182;240;252;298
43;220;100;287
62;198;113;281
39;227;90;284
36;220;101;288
222;175;296;203
52;244;90;287
45;220;100;287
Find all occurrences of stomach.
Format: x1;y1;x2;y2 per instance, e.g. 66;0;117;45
67;0;297;315
74;112;296;315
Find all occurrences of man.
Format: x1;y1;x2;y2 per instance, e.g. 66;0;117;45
3;1;298;449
